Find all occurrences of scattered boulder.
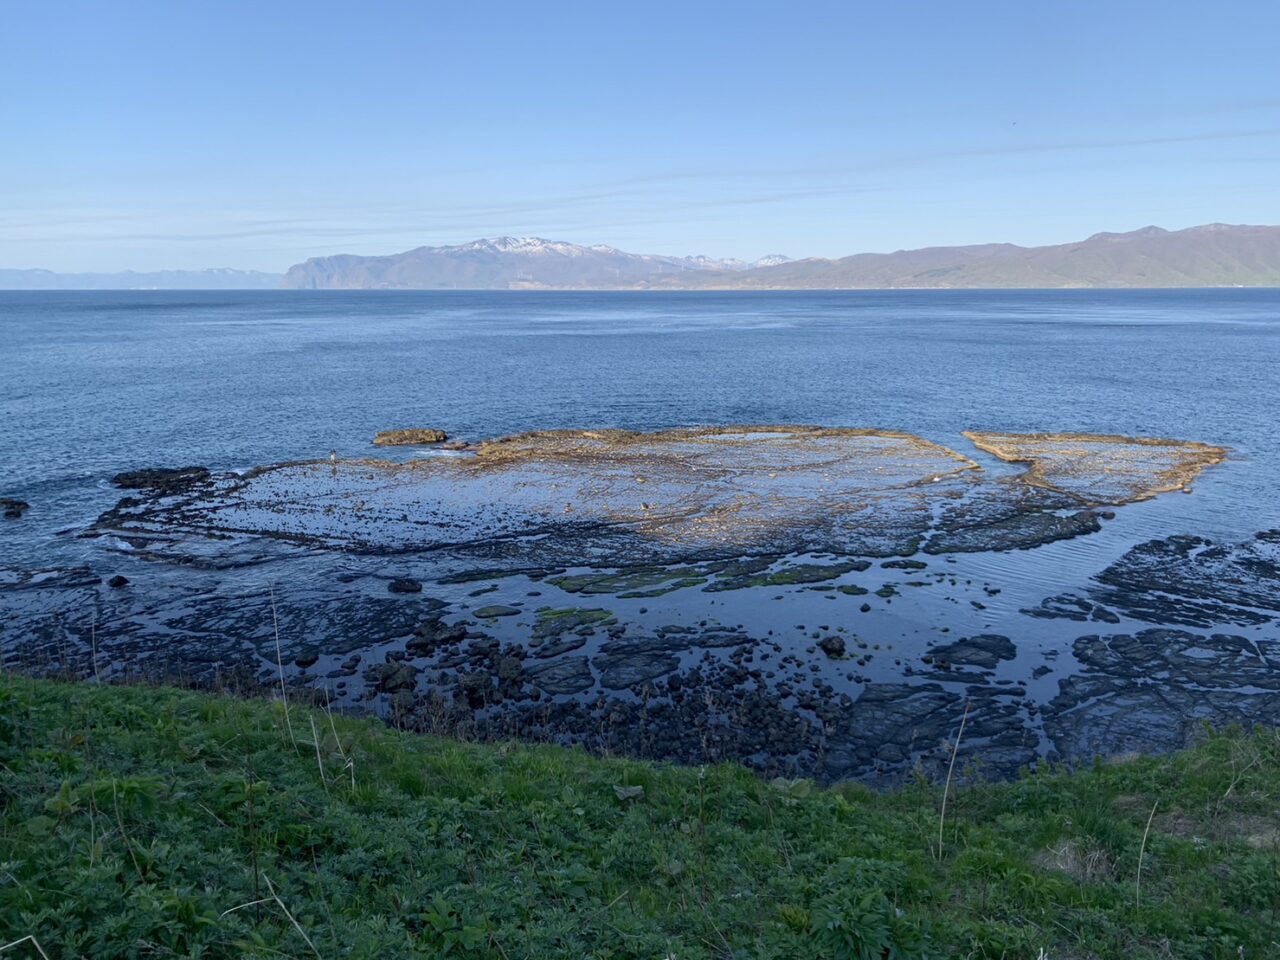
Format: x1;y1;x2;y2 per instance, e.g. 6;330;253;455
817;636;846;657
373;428;448;446
387;577;422;594
363;661;419;694
107;575;130;589
406;618;468;657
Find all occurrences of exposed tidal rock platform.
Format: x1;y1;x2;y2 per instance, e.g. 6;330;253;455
962;431;1226;504
89;426;1224;567
5;424;1268;786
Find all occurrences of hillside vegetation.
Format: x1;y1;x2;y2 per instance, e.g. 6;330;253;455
1;676;1277;958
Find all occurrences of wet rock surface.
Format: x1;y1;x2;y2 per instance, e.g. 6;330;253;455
5;426;1276;785
926;634;1016;670
111;466;211;493
1046;629;1280;760
1092;529;1280;627
84;427;1222;568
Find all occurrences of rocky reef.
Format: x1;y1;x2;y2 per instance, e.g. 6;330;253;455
87;426;1224;568
3;424;1269;786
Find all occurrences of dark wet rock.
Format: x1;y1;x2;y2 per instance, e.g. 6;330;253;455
530;634;588;658
596;651;681;689
387;577;422;594
1023;593;1119;623
364;661;419;694
406;618;468;657
817;636;846;657
704;558;868;592
294;652;319;669
821;682;1037;783
158;590;433;661
926;509;1100;554
473;604;520;618
599;629;751;656
1;498;29;519
1045;628;1280;761
1093;530;1280;627
437;567;555;585
531;607;615;644
111;466;210;494
927;634;1016;670
881;559;926;570
373;428;448;446
550;566;710;597
107;575;130;589
0;567;102;591
524;656;594;694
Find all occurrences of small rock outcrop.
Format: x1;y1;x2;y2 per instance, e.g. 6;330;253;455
1;498;29;519
111;467;210;494
373;428;448;446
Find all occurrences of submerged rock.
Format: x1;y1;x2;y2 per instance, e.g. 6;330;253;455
1;498;29;519
927;634;1016;670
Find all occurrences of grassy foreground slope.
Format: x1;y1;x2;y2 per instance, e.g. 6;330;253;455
1;677;1277;959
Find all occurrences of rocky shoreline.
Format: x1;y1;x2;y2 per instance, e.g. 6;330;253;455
2;426;1275;785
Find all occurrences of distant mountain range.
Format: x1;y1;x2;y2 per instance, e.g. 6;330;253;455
687;224;1280;290
282;225;1280;290
7;224;1280;290
281;237;792;290
0;267;282;290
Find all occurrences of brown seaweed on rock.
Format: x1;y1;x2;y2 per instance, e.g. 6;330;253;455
962;431;1227;505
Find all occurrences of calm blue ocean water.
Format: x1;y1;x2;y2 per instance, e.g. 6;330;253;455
3;289;1279;565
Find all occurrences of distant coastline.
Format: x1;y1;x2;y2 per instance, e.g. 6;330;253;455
7;223;1280;290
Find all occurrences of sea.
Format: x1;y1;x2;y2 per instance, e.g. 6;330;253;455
4;288;1278;567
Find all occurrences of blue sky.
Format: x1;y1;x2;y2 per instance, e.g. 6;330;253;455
2;0;1278;271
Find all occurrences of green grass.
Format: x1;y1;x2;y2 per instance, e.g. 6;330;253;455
1;676;1278;958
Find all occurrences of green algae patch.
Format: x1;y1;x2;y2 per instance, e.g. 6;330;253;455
4;675;1279;959
549;566;707;596
472;604;520;618
704;558;872;592
532;607;616;636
